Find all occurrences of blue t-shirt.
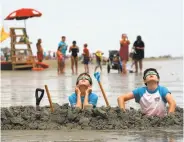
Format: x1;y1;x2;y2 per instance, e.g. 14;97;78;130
68;92;98;108
58;41;67;55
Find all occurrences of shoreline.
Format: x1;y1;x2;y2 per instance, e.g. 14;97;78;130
41;57;182;69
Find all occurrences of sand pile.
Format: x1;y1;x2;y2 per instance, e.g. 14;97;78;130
1;103;183;130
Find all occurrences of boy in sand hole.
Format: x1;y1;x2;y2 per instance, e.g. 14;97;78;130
117;68;176;117
69;73;98;109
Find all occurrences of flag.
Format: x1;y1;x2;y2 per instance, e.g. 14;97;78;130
0;27;10;43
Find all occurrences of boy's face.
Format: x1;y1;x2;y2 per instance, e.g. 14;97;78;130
62;37;66;41
144;71;159;83
77;75;91;87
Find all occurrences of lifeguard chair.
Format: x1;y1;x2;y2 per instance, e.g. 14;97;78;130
10;27;36;70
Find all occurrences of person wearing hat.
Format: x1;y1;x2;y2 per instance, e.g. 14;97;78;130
117;68;176;117
94;50;103;72
68;73;98;109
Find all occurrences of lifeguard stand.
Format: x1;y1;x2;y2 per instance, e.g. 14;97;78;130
10;27;35;70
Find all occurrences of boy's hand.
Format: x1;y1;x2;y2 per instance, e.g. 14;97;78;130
121;108;126;112
75;87;81;95
168;112;175;117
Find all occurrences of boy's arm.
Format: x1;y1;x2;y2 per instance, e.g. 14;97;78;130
117;92;134;111
65;44;68;50
83;88;94;109
83;93;93;109
165;93;176;113
75;92;82;109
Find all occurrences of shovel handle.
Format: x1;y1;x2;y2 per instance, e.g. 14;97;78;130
98;82;110;107
44;85;54;112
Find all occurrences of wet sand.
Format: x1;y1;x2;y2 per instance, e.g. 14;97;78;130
1;59;183;108
1;129;183;142
1;59;183;142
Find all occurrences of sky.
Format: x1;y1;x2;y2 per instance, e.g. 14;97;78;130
0;0;183;57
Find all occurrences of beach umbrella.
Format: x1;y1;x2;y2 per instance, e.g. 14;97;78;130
4;8;42;29
0;27;10;43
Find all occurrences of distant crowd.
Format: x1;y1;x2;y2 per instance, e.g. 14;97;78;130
36;36;104;74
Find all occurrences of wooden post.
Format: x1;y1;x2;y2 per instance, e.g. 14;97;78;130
44;85;54;112
98;82;110;107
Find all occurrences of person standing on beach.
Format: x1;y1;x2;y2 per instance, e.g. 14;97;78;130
58;36;68;72
133;35;145;73
56;46;63;74
119;34;130;74
83;43;90;73
69;41;79;74
94;50;103;72
36;38;43;62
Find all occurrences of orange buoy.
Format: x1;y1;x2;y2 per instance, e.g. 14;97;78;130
36;62;49;68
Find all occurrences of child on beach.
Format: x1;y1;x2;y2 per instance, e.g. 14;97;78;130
56;46;63;74
117;68;176;117
83;43;90;73
94;50;103;72
58;36;68;72
69;73;98;109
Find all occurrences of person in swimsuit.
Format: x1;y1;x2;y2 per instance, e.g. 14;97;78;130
83;43;90;73
56;46;63;74
36;38;43;62
69;41;79;74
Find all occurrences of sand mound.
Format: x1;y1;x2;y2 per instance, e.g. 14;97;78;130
1;103;183;130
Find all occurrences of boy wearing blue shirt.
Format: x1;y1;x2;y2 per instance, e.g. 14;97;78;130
58;36;68;56
69;73;98;109
117;68;176;117
58;36;68;72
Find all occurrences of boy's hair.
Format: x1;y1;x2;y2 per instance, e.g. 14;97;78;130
143;68;160;85
76;73;92;85
72;41;76;45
